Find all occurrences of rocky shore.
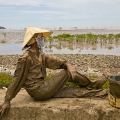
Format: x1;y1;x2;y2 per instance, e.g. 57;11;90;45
0;54;120;75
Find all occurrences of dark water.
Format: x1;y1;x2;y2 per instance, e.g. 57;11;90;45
0;42;120;55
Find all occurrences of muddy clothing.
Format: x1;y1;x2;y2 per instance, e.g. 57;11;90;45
5;49;67;101
5;49;108;101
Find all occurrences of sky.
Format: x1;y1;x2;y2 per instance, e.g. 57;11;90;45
0;0;120;29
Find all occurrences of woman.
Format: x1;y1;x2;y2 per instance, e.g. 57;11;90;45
0;26;108;117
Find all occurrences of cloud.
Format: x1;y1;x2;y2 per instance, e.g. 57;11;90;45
0;0;119;6
0;0;120;29
19;0;120;19
19;7;120;21
20;10;66;15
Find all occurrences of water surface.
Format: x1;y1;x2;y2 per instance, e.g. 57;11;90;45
0;42;120;55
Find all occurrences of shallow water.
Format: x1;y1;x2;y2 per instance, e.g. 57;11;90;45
45;46;120;55
0;42;120;55
0;43;23;55
0;29;120;55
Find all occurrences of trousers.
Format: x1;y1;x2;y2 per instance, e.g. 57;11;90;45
28;70;108;100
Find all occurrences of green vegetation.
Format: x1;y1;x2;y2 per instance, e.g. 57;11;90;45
75;34;86;42
46;36;54;44
102;80;109;89
114;34;120;41
65;82;79;87
0;72;13;88
47;33;120;45
44;72;54;80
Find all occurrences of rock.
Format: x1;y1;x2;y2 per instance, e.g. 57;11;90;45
2;87;7;90
0;66;15;75
1;54;120;75
0;89;120;120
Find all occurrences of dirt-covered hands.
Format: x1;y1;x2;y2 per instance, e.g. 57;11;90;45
0;101;10;119
65;63;76;79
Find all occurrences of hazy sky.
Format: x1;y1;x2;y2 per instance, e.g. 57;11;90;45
0;0;120;29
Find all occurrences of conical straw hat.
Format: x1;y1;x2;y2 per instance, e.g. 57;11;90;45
22;26;53;50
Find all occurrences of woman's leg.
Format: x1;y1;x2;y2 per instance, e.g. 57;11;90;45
72;71;107;89
34;70;107;100
53;72;108;98
34;70;72;100
53;86;108;98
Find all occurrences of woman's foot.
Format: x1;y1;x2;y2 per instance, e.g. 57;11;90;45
87;74;107;89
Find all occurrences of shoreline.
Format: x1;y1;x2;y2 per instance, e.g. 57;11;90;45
0;28;120;35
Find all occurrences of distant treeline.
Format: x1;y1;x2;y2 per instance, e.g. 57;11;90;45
0;26;6;29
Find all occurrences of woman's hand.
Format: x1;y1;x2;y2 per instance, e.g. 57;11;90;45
0;101;10;119
65;63;76;79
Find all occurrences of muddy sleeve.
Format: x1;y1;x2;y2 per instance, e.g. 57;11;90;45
4;54;29;101
44;54;67;70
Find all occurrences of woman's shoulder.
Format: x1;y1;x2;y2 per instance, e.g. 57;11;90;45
19;50;29;60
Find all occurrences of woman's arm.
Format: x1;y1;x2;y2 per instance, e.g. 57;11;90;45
43;54;76;79
64;62;76;79
0;52;30;117
43;54;67;70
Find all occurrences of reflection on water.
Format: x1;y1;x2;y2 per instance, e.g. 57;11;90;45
0;42;120;55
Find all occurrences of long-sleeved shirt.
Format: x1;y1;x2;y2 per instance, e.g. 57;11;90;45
5;49;67;101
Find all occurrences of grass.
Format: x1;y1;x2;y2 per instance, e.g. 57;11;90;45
101;80;109;89
44;72;54;80
65;82;79;87
0;72;13;88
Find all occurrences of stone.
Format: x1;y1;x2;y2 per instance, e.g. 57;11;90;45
1;54;120;75
0;89;120;120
